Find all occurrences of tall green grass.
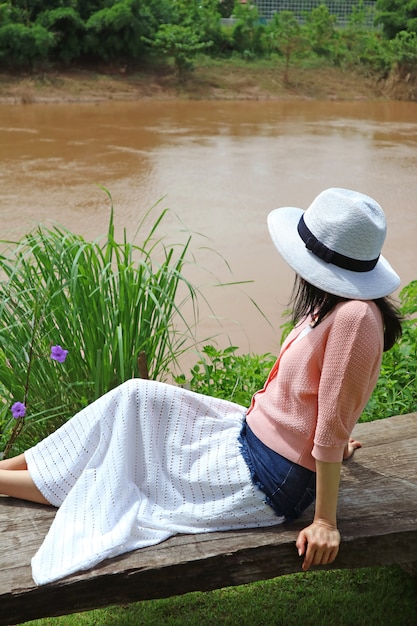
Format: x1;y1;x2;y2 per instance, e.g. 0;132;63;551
0;197;200;457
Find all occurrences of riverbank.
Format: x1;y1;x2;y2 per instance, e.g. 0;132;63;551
0;59;414;104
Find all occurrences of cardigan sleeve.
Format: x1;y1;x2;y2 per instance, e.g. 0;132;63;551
312;301;383;463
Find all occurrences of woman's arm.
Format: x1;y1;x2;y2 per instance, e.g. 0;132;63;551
295;459;341;571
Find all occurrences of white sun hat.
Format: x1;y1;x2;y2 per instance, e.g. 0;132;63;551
267;188;400;300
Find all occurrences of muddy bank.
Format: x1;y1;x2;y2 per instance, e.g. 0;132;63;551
1;61;413;104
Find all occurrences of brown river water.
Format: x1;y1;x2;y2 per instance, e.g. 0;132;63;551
1;99;416;368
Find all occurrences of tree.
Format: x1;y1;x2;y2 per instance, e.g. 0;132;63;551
302;4;339;57
0;21;54;67
171;0;226;55
389;29;417;76
5;0;79;24
37;7;85;64
218;0;234;18
340;1;390;75
85;0;169;62
147;23;212;77
231;0;265;59
266;11;305;84
375;0;417;39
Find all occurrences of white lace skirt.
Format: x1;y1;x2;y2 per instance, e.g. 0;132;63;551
26;379;281;585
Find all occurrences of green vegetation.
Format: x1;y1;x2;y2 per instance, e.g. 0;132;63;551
0;194;201;457
20;565;417;625
375;0;417;39
175;345;277;405
364;280;417;420
0;1;417;89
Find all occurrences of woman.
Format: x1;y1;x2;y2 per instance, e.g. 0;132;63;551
0;188;402;585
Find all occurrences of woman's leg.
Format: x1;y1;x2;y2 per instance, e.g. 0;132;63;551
0;453;27;470
0;468;51;504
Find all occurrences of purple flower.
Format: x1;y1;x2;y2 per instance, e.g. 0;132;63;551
11;401;26;419
50;345;68;363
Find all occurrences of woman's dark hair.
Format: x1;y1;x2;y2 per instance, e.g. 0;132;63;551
289;275;402;352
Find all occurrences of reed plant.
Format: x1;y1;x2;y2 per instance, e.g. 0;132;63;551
0;196;200;457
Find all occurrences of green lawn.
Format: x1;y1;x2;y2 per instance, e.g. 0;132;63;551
22;566;417;626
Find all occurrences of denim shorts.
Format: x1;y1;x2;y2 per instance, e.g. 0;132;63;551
239;420;316;522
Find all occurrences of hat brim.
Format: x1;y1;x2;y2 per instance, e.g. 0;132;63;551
268;207;401;300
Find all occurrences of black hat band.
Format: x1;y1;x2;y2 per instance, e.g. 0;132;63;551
297;215;379;273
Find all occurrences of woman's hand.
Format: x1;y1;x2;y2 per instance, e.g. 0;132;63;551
343;437;362;460
295;519;341;571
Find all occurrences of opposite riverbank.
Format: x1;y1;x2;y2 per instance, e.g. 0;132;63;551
1;58;415;104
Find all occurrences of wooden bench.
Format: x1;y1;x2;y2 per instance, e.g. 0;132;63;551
1;412;416;626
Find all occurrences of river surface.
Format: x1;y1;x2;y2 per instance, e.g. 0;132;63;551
1;99;416;366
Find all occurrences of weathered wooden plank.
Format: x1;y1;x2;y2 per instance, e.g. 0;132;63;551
2;528;417;626
0;412;416;626
351;413;417;485
352;412;416;446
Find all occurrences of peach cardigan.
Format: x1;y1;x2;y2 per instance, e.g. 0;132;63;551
246;300;384;472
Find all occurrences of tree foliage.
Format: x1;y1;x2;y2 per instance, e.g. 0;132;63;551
267;11;305;84
171;0;228;56
0;0;415;84
218;0;234;19
302;4;338;57
37;7;85;64
148;23;212;77
375;0;417;39
0;21;54;67
231;0;265;58
389;29;417;76
0;0;173;66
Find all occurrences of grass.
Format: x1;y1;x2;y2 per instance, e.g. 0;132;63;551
20;566;417;626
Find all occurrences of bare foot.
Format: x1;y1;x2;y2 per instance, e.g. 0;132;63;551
343;438;362;460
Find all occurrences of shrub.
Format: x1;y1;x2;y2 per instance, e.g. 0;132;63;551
302;4;339;58
231;0;266;59
0;22;54;68
265;11;306;83
85;0;165;62
389;29;417;77
176;345;276;407
147;23;212;76
36;7;85;64
375;0;417;39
